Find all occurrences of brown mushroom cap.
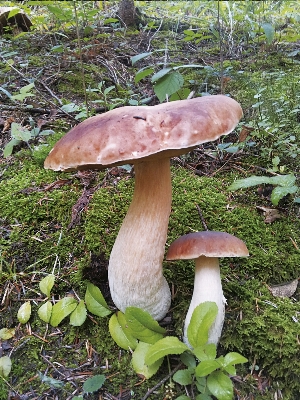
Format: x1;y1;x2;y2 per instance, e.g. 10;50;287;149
44;95;243;171
166;231;249;260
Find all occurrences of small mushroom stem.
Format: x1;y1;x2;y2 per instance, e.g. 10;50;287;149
184;256;226;346
108;157;172;320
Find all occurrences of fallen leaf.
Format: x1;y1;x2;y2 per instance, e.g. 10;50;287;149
256;206;281;223
267;278;299;298
239;125;254;142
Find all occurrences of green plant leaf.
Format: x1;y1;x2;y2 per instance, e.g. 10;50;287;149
154;70;184;102
195;360;219;377
109;311;138;350
228;176;272;191
270;185;298;206
132;342;164;379
0;356;12;378
193;343;217;361
0;328;15;340
83;374;105;393
180;352;197;369
223;352;248;367
206;370;233;400
50;297;77;327
124;307;166;343
70;300;87;326
173;368;193;385
20;83;35;94
3;138;20;158
151;67;173;82
17;301;31;324
145;336;189;365
38;301;53;323
11;123;32;142
175;396;190;400
269;174;296;187
131;52;153;65
85;282;111;317
187;302;218;348
262;23;275;45
38;371;64;388
196;394;213;400
135;67;155;83
39;274;55;297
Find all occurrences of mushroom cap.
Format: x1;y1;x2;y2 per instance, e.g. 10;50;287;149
44;95;242;171
166;231;249;260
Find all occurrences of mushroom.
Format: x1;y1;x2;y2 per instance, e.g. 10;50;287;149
44;95;243;320
166;231;249;345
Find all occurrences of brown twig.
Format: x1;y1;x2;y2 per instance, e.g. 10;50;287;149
195;204;208;231
141;363;183;400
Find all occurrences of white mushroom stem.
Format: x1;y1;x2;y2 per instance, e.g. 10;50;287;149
108;157;172;320
184;256;226;346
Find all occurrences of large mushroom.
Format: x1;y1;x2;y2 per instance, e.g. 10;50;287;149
44;95;243;320
166;231;249;345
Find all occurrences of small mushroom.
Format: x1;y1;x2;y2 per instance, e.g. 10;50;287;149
44;96;242;320
166;231;249;345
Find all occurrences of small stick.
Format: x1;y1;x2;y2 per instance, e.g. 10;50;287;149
195;204;208;231
141;363;183;400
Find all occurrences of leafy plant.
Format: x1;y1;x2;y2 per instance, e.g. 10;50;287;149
3;122;54;157
109;302;247;399
72;374;106;400
131;51;203;102
229;173;300;205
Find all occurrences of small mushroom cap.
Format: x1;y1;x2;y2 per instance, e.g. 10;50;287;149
166;231;249;260
44;95;242;171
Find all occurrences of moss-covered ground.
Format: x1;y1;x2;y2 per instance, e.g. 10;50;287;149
1;1;300;399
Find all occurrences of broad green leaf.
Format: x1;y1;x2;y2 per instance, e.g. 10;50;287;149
132;342;163;379
0;328;15;340
85;282;111;317
169;87;191;101
269;174;296;187
145;336;189;365
175;396;190;400
228;176;272;191
39;274;55;297
11;123;32;142
180;352;197;368
50;297;77;327
83;374;105;393
195;360;219;377
173;368;193;385
187;302;218;348
125;307;166;344
135;67;154;83
8;8;21;19
70;300;87;326
38;301;53;323
151;67;173;83
193;343;217;361
223;364;236;375
20;83;35;94
3;138;20;157
262;23;275;45
196;394;213;400
131;52;153;65
17;301;31;324
61;103;80;112
154;70;184;102
109;312;137;350
223;352;248;367
0;356;12;378
270;186;298;206
207;370;233;400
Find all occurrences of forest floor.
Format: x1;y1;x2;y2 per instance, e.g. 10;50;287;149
0;3;300;400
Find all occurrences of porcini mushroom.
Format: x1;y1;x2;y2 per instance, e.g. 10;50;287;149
166;231;249;345
44;95;243;320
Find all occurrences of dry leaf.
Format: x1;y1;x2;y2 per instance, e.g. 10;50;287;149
267;278;299;298
239;125;254;143
256;206;281;223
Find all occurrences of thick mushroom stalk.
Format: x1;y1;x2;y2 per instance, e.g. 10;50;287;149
108;158;172;320
183;256;226;346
